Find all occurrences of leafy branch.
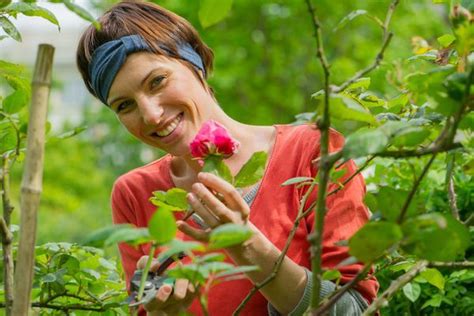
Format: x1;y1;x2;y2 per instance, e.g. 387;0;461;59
305;0;400;312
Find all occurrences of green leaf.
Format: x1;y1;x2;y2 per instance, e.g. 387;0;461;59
420;268;445;290
148;208;177;244
3;89;29;114
329;95;377;125
375;187;419;222
334;10;368;31
82;224;133;247
203;155;233;184
215;265;259;278
157;239;205;262
322;269;342;281
0;122;18;155
349;222;403;263
208;223;253;250
402;213;470;261
343;77;371;93
387;94;409;113
343;128;389;159
391;126;431;148
437;34;456;47
167;264;207;284
104;226;152;247
41;273;56;283
281;177;314;186
0;16;21;41
196;253;226;263
63;0;100;29
6;3;59;29
421;294;442;309
234;151;267;187
199;0;233;28
403;282;421;302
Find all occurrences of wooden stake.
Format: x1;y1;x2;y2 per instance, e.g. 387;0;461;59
11;44;54;316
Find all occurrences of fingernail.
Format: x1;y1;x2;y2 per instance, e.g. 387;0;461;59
163;286;172;294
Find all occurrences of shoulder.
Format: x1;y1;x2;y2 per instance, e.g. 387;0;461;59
274;123;345;155
111;155;173;202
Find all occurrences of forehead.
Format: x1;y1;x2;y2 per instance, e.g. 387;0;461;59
108;52;184;102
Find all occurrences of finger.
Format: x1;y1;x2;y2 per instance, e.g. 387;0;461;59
143;284;173;312
198;172;250;220
173;278;189;300
191;182;234;223
187;191;221;227
137;256;161;272
177;220;210;242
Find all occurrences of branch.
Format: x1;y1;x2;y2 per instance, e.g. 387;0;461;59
363;260;428;316
304;0;334;311
334;0;400;93
397;154;437;224
1;155;15;316
233;179;320;315
445;153;460;220
429;261;474;268
376;142;462;158
0;302;109;312
464;213;474;226
314;263;372;315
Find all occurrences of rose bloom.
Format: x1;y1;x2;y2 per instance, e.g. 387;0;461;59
189;120;240;160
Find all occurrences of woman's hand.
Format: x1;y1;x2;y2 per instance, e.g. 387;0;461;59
136;256;196;316
177;172;250;241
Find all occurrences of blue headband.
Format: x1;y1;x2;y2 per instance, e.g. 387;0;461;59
89;34;206;105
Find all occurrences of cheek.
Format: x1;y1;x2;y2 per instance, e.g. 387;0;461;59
118;115;141;136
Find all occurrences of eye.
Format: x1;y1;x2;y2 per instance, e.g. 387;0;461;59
115;99;134;114
150;75;166;90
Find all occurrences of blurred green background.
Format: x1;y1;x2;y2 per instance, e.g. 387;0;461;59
6;0;451;245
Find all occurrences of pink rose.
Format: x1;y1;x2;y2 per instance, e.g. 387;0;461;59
189;120;240;159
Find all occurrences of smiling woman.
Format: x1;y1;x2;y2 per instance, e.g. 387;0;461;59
75;1;377;315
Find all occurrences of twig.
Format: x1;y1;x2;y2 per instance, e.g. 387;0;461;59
304;0;333;311
12;44;55;316
1;302;109;312
363;260;428;316
464;214;474;226
233;179;319;315
334;0;400;93
377;142;462;158
429;261;474;269
1;155;15;316
396;154;437;224
445;153;460;220
314;263;372;315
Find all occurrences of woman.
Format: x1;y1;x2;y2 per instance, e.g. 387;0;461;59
76;1;378;315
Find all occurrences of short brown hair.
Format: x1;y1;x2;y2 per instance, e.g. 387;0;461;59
76;0;214;98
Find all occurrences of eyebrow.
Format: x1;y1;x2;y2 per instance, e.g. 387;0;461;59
107;67;166;106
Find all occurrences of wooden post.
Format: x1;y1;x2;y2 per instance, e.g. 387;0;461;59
11;44;54;316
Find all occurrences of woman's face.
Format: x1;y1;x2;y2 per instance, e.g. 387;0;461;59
107;52;216;157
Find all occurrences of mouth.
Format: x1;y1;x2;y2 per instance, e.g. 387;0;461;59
152;113;184;138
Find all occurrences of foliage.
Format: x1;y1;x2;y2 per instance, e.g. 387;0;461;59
0;0;472;315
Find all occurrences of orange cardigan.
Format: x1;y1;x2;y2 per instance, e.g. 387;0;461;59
111;124;378;315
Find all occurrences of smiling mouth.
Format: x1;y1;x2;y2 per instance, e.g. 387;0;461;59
154;113;183;137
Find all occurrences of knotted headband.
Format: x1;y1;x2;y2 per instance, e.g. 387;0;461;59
89;34;206;105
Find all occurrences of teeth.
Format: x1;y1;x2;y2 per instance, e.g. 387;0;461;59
156;114;181;137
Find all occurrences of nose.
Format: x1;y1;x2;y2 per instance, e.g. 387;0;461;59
137;96;164;126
